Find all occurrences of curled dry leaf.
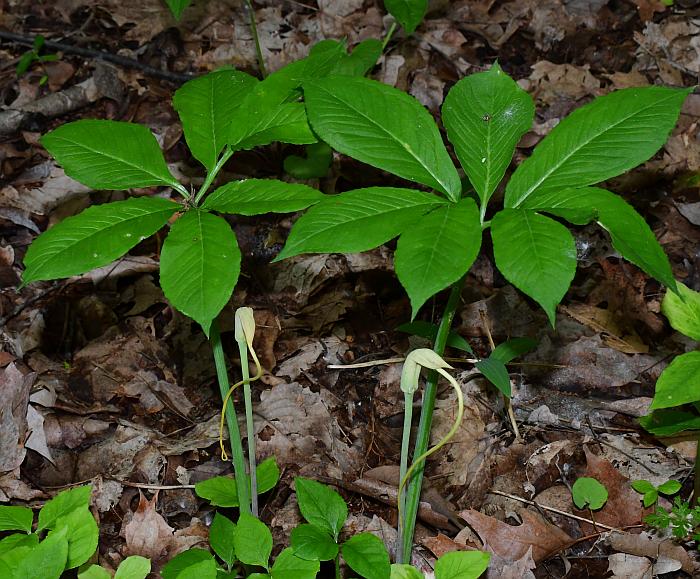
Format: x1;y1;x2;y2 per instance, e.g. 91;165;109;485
123;491;174;561
0;363;35;472
608;530;697;575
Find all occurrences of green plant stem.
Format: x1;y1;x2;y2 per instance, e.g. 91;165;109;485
210;318;251;516
238;337;258;516
244;0;267;78
396;391;413;561
381;21;397;52
193;147;234;206
695;435;700;508
399;276;465;563
172;182;191;201
334;553;341;579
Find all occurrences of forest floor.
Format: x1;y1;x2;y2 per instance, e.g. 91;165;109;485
1;0;700;577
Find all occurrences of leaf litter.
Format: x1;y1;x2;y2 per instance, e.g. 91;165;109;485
0;0;699;575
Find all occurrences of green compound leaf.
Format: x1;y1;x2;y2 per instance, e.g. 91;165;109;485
234;513;272;568
662;281;700;341
491;209;576;325
384;0;428;34
475;356;511;397
631;480;656;494
173;68;258;172
523;187;676;291
23;197;179;284
161;549;217;579
658;480;682;496
505;86;691;208
165;0;191;19
0;506;33;533
209;513;237;567
194;457;280;507
38;485;92;532
41;120;180;190
395;198;481;317
572;477;608;510
290;524;338;561
304;77;461;200
651;351;700;410
341;533;391;579
283;142;333;180
160;210;241;335
203;179;325;216
15;527;68;579
114;556;151;579
332;39;383;77
640;409;700;437
434;550;491;579
294;477;347;540
271;547;320;579
276;187;445;260
442;63;534;209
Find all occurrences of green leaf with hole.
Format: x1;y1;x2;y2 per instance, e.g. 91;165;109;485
662;281;700;341
384;0;428;33
505;86;691;208
434;551;491;579
651;351;700;410
160;210;240;335
203;179;325;216
209;513;236;567
341;533;390;579
0;506;33;533
173;68;258;171
23;197;179;284
304;77;461;200
294;478;347;540
234;513;272;568
442;62;534;208
290;524;338;561
523;187;675;291
572;477;608;510
491;209;576;325
395;198;482;318
277;187;445;260
41;120;180;190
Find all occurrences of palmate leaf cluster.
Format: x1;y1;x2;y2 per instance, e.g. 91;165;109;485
22;40;380;335
280;64;689;322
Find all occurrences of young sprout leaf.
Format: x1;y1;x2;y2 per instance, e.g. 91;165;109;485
22;197;179;284
505;86;691;208
523;187;675;291
161;549;217;579
572;477;608;510
0;506;33;533
341;532;391;579
209;513;237;567
114;555;151;579
475;356;511;397
294;477;348;540
173;68;258;172
491;209;576;325
662;282;700;340
433;550;491;579
276;188;446;260
384;0;428;34
270;547;320;579
304;77;461;200
41;120;181;190
160;210;241;336
234;513;272;568
650;351;700;410
203;179;325;216
442;62;534;209
395;197;482;317
290;524;339;561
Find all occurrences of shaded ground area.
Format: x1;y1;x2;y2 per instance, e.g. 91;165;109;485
1;0;699;576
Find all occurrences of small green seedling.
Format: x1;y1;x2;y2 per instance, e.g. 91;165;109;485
0;485;99;579
78;556;151;579
572;477;609;511
16;34;58;85
645;496;700;542
164;0;191;19
632;479;682;508
277;63;689;562
640;282;700;505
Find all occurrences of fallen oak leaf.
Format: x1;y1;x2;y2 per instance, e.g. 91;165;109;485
460;508;572;563
608;530;697;575
123;491;174;561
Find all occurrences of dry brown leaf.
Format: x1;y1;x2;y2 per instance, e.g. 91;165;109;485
0;363;35;472
581;447;644;529
609;530;697;575
123;492;174;561
484;546;536;579
460;508;572;563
